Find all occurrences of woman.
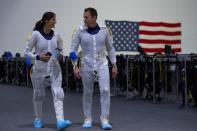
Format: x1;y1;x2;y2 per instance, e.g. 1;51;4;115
24;12;71;130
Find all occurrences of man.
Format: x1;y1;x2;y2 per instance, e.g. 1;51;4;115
69;7;117;130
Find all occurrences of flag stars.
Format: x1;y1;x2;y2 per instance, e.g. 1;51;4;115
105;21;139;51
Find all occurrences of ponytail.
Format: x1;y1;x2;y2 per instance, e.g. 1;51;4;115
33;20;45;31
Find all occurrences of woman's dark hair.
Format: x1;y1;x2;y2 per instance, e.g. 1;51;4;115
84;7;97;19
33;12;56;31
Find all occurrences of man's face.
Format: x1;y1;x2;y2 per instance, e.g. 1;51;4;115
83;11;96;26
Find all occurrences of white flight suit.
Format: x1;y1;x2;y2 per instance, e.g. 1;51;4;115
70;25;116;120
24;30;65;120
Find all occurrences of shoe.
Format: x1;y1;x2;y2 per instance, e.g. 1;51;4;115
57;119;71;130
34;119;43;128
82;118;92;128
101;118;112;130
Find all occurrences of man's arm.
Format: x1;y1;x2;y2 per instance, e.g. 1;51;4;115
105;27;118;78
69;29;81;67
105;27;117;67
69;29;81;79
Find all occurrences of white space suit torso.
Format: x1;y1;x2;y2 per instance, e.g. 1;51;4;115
70;25;116;71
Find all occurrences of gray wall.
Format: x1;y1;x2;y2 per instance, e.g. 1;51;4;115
0;0;197;55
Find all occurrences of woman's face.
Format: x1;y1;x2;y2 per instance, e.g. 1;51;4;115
45;16;56;28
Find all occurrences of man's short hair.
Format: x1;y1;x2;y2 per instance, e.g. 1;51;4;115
84;7;97;19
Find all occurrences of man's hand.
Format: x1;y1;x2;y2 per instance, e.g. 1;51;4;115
73;66;80;79
112;64;118;78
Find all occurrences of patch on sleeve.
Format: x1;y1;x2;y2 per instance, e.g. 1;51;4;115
72;29;78;39
26;32;32;41
107;27;113;37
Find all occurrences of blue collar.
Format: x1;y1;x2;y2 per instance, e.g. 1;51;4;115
39;29;54;40
87;24;100;35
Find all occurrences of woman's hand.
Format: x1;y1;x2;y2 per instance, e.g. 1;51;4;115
58;54;63;61
39;54;51;62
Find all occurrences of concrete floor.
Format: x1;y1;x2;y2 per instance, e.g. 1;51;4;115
0;85;197;131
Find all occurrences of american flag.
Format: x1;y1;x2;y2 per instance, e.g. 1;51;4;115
105;20;181;53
